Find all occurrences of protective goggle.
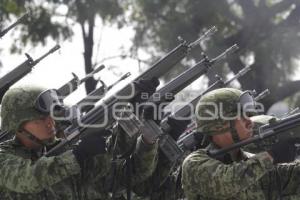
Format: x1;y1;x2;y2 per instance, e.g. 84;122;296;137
239;90;257;117
34;89;63;114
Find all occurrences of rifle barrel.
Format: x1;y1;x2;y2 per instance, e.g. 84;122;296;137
0;12;29;38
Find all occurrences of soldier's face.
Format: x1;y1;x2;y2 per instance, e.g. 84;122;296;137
23;115;56;141
235;117;253;140
212;117;253;148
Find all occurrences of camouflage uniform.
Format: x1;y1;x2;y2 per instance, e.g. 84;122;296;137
182;88;300;200
129;119;192;200
131;149;183;200
0;135;157;199
182;146;300;200
0;86;158;200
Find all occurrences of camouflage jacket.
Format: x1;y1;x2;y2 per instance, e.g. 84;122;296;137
131;149;193;200
182;146;300;200
0;134;158;200
131;149;177;200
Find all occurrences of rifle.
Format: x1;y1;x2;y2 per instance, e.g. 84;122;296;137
116;44;238;162
207;112;300;157
53;72;132;133
45;28;217;157
76;72;131;113
161;65;251;130
176;129;205;151
0;44;60;102
0;12;29;38
57;64;105;99
148;44;238;104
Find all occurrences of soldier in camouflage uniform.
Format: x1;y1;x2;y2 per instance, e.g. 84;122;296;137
0;85;158;199
182;88;300;200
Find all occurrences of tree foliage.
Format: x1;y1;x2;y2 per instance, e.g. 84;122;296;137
2;0;300;110
0;0;126;93
130;0;300;110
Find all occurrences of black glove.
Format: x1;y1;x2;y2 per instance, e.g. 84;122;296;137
131;77;160;104
267;138;300;164
167;117;191;140
72;133;107;169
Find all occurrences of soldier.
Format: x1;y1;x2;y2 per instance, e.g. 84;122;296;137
0;84;158;199
182;88;300;200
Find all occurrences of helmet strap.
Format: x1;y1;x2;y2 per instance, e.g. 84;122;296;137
19;128;47;147
229;120;240;143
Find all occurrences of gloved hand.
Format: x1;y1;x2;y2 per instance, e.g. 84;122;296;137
267;138;300;164
131;77;160;104
167;117;191;140
72;133;107;169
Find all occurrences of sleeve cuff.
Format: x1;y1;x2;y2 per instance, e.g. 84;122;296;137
253;152;274;171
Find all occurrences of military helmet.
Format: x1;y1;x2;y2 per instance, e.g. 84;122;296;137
1;86;61;133
195;88;256;135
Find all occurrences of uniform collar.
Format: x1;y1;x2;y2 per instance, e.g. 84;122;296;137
206;143;253;164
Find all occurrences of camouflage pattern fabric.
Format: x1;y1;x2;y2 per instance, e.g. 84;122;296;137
0;130;158;199
182;147;300;200
131;149;179;200
106;122;163;199
1;86;47;133
130;148;193;200
195;88;242;135
107;122;177;200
